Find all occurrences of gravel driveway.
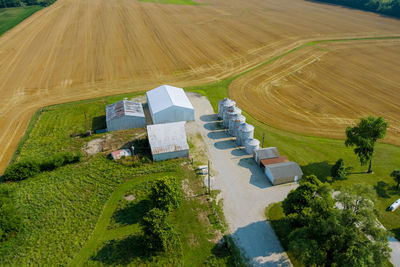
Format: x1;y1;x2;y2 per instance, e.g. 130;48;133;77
189;93;297;266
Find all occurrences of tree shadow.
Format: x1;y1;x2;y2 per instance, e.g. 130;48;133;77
112;199;152;226
92;115;106;131
301;161;333;183
91;235;150;265
374;181;391;199
390;228;400;242
209;235;243;266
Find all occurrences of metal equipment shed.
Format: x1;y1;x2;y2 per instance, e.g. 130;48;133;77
146;85;194;124
264;161;303;185
260;156;289;168
253;147;280;166
147;121;189;161
106;100;146;132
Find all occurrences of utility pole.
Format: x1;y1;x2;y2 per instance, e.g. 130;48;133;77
208;160;211;195
262;133;265;148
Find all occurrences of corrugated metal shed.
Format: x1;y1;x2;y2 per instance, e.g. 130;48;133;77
265;161;303;185
260;156;289;167
146;85;194;124
253;147;280;165
147;121;189;161
106;100;146;131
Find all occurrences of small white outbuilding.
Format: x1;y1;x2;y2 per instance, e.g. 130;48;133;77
146;85;194;124
147;121;189;161
106;100;146;132
264;161;303;185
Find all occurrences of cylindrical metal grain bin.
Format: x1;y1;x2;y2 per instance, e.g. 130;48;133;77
227;107;241;135
239;123;255;146
218;98;228;119
233;115;246;137
222;99;236;127
236;123;246;145
245;139;260;155
228;113;240;136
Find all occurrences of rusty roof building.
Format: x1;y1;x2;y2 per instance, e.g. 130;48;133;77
106;100;146;132
147;121;189;161
260;155;289;167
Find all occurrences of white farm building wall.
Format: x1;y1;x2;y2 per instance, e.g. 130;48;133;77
146;85;194;124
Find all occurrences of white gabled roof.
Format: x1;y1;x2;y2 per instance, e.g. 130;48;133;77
106;100;145;122
147;121;189;155
146;85;194;114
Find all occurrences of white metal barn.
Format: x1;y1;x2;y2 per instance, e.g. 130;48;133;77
146;85;194;124
147;121;189;161
106;100;146;132
264;161;303;185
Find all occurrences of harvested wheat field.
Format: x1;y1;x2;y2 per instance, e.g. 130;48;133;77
1;0;400;172
230;39;400;145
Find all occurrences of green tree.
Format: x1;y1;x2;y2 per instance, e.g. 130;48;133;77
391;170;400;189
345;116;388;173
288;185;391;267
331;158;351;179
3;160;40;181
150;176;182;212
141;208;181;252
282;175;322;216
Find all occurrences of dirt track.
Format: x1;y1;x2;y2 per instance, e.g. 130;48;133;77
1;0;400;172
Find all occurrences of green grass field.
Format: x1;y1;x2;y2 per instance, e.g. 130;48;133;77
0;93;238;265
0;6;42;36
137;0;199;5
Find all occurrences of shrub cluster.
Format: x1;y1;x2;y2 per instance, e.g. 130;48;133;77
0;188;23;243
141;176;183;252
331;158;351;179
3;152;83;181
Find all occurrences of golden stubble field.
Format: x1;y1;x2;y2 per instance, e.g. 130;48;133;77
1;0;400;172
230;39;400;145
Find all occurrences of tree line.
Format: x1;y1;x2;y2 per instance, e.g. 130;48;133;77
314;0;400;18
0;0;55;8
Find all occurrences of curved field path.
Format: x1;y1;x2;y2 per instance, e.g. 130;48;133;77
1;0;400;172
230;38;400;145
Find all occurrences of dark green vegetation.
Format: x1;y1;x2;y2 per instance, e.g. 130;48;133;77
391;170;400;190
0;93;239;265
0;6;42;35
185;36;400;241
331;158;351;179
268;183;391;267
313;0;400;18
0;188;23;243
150;176;183;212
0;0;54;8
137;0;199;5
345;116;388;173
3;151;82;181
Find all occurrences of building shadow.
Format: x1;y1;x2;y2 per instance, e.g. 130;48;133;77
232;220;291;266
207;131;230;140
301;161;333;183
200;114;219;122
231;148;245;156
214;140;237;150
238;157;271;189
92;115;106;131
204;121;224;131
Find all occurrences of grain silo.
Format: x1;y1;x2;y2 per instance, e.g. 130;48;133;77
222;99;235;127
239;123;255;146
233;115;246;137
218;98;229;119
227;107;241;135
236;123;246;145
228;113;240;136
244;139;260;155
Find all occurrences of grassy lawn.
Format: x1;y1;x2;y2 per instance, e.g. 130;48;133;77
137;0;200;5
185;37;400;241
0;93;239;265
0;6;42;36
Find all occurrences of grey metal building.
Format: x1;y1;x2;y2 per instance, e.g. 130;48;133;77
106;100;146;132
147;121;189;161
253;147;280;166
146;85;194;124
264;161;303;185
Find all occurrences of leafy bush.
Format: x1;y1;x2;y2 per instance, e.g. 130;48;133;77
3;160;40;181
141;208;181;252
0;188;23;242
331;158;350;178
3;152;83;181
150;176;182;212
